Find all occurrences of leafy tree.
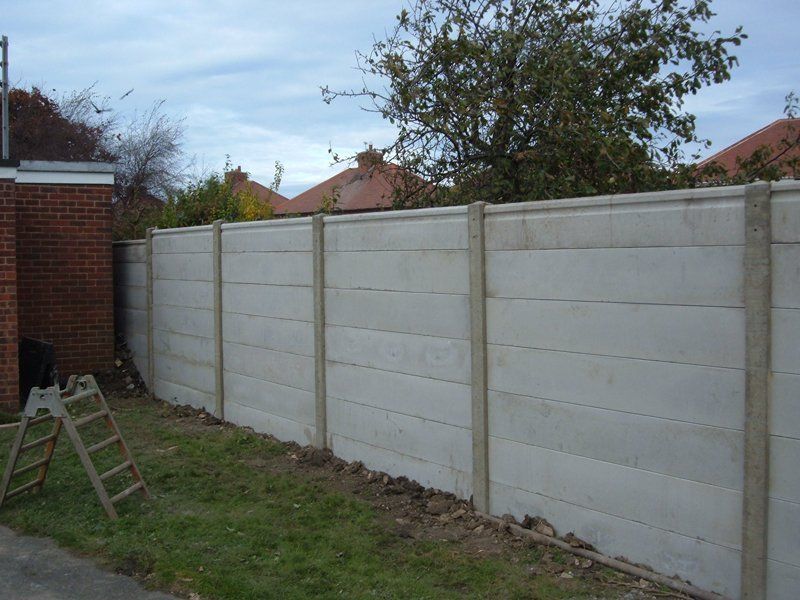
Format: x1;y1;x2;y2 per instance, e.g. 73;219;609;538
5;87;115;162
157;162;282;231
323;0;746;207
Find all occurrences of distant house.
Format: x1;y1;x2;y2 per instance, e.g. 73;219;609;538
697;118;800;178
225;166;290;207
273;147;424;216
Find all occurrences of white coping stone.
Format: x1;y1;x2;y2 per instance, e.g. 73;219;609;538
16;160;114;185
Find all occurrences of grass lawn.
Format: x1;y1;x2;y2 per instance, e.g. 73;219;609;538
0;381;646;599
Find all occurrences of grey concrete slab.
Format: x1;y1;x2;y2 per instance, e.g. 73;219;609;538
0;525;175;600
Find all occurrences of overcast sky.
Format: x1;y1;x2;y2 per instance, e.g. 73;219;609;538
2;0;798;197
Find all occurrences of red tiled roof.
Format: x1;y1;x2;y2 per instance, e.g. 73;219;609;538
697;118;800;175
274;163;417;216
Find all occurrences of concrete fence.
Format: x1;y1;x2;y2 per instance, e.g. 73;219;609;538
113;181;800;599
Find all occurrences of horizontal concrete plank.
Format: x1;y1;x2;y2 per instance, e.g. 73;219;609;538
153;329;214;367
771;436;800;503
329;433;471;498
222;312;314;357
490;482;740;598
326;361;471;429
772;372;800;440
328;397;472;472
487;298;745;369
154;378;215;412
153;230;212;254
773;244;800;308
154;252;213;282
153;354;214;395
113;244;145;263
773;308;800;374
153;279;213;310
767;559;800;600
487;344;744;429
225;401;315;446
487;246;743;306
325;325;470;384
489;389;743;490
489;436;742;549
222;251;312;286
223;341;314;392
768;498;800;567
114;262;146;287
325;288;470;340
772;187;800;243
325;250;469;294
223;371;315;427
114;285;146;310
125;332;148;384
153;305;214;339
222;222;312;252
222;283;313;322
324;213;468;251
115;307;146;335
485;196;743;250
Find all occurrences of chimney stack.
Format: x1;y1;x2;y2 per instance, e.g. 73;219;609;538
225;165;248;186
356;144;383;171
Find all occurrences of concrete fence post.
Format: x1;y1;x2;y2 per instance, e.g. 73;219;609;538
212;220;225;420
145;227;155;399
741;181;772;600
468;201;489;513
312;214;327;448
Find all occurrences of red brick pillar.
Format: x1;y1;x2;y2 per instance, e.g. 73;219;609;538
0;166;18;413
15;180;115;375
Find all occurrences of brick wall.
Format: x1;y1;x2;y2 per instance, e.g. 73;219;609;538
0;176;18;412
15;183;114;377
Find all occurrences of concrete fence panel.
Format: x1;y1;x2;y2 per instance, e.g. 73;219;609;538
220;220;316;446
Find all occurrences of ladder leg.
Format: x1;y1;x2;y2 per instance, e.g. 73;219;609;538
89;377;150;500
33;418;62;493
0;417;30;509
60;415;118;519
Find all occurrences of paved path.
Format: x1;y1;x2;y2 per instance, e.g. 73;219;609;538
0;525;176;600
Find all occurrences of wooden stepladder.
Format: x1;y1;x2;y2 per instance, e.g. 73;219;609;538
0;375;149;519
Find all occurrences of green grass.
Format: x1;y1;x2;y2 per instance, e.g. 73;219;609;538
0;392;611;599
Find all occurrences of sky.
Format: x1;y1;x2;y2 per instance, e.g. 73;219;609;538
1;0;798;198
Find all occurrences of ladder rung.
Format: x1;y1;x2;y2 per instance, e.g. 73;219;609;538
12;457;50;478
100;460;132;482
29;414;54;427
62;388;98;404
20;433;58;453
86;434;120;454
109;480;144;504
5;478;42;499
73;410;108;428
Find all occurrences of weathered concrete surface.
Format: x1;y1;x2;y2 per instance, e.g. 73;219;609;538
0;525;175;600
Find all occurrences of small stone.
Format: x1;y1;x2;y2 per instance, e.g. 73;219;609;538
534;520;555;537
501;513;517;525
473;524;484;534
115;358;123;368
451;508;466;519
559;571;574;579
426;495;452;515
126;383;135;390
